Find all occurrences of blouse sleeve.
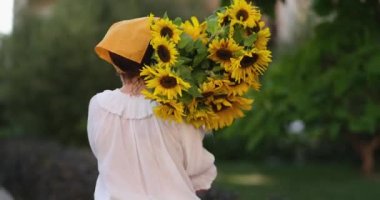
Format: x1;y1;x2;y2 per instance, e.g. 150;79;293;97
179;124;217;191
87;95;106;158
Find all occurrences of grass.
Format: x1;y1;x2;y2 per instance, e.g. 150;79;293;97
215;161;380;200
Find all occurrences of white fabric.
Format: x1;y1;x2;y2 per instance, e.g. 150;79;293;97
87;89;217;200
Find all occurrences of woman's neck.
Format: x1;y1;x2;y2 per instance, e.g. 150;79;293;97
120;77;145;96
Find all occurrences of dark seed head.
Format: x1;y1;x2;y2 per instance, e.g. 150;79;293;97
229;76;239;86
236;9;249;22
246;24;260;35
160;26;174;38
160;76;177;88
221;16;230;26
157;45;171;62
202;91;214;98
216;49;233;61
240;53;259;68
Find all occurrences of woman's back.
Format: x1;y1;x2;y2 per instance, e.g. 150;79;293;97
87;89;217;200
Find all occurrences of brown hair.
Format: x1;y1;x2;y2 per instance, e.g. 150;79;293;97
109;44;154;80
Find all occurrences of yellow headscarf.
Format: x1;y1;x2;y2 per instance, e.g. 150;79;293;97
95;17;152;73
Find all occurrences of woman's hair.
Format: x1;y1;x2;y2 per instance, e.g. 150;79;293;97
109;45;154;80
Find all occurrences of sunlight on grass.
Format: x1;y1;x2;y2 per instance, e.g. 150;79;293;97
225;173;273;186
216;162;380;200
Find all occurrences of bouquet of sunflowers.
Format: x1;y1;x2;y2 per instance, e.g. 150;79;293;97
141;0;272;131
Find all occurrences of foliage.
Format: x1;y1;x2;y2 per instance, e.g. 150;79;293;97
221;0;380;153
0;0;214;144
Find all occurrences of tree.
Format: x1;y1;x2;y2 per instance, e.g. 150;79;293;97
0;0;218;144
227;0;380;175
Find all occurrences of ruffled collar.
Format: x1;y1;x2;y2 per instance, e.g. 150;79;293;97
95;89;156;119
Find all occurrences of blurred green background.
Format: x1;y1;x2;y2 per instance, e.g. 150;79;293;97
0;0;380;199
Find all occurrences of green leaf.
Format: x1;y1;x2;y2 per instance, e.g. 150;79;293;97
193;54;206;67
178;34;192;49
220;25;230;38
232;25;245;45
192;69;207;85
179;92;193;104
195;40;207;54
244;33;257;47
177;56;192;66
211;65;222;72
185;42;195;53
193;52;207;68
206;17;218;35
187;85;202;98
173;17;182;26
193;42;208;67
200;60;211;70
176;65;192;80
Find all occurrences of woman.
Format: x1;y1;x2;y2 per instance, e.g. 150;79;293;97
87;17;217;200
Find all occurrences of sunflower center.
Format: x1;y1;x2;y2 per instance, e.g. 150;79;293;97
160;26;174;38
240;53;259;68
202;91;214;98
214;94;228;99
236;9;249;22
252;25;260;33
216;49;233;61
211;103;230;112
229;77;239;86
246;25;260;35
221;16;230;26
160;76;177;88
157;45;171;62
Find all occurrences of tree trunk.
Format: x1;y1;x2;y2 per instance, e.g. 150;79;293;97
349;134;380;176
359;142;376;176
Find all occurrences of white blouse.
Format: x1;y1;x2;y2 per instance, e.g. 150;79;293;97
87;89;217;200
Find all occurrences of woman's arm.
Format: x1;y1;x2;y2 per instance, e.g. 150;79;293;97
179;124;217;192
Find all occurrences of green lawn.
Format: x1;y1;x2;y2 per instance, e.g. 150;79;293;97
215;161;380;200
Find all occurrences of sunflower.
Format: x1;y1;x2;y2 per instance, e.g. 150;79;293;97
186;104;218;129
232;95;253;111
217;10;231;27
182;16;208;43
151;37;179;68
200;78;230;99
186;98;201;113
145;67;191;100
244;21;270;50
208;95;253;130
229;49;272;82
209;94;233;111
255;22;270;50
208;39;243;67
151;17;182;44
229;0;261;28
248;75;261;91
224;75;250;95
140;65;158;80
154;101;184;122
141;89;169;103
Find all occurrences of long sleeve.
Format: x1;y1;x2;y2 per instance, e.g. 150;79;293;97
179;124;217;191
87;96;98;157
87;95;108;158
